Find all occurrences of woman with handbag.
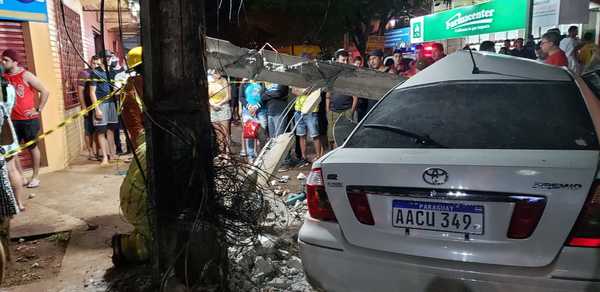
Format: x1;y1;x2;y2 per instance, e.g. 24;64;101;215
0;76;24;211
0;72;23;283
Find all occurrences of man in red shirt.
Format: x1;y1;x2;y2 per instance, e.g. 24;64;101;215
431;43;446;62
541;32;568;67
1;49;49;188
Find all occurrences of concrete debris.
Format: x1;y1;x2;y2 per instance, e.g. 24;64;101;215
270;180;278;186
268;277;290;289
254;256;275;275
265;212;277;222
229;232;313;292
227;179;312;291
28;193;36;199
287;256;303;271
296;173;306;180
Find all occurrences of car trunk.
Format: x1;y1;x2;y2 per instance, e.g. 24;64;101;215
321;148;598;267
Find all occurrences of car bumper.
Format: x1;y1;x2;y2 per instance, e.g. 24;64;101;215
298;219;600;292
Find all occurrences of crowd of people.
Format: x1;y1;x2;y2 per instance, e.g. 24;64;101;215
206;26;600;168
0;26;592;213
480;26;599;74
206;45;449;167
0;47;135;216
78;52;130;167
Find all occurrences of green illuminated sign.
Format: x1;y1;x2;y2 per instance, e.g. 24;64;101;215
410;0;528;43
412;21;422;39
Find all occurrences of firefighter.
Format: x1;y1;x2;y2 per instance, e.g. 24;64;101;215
111;47;149;266
121;46;144;149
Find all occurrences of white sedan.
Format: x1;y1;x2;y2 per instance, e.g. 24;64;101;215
299;51;600;292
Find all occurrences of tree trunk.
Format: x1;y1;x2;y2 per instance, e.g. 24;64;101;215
140;0;227;289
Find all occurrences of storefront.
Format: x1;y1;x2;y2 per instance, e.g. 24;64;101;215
415;0;592;53
0;1;56;170
411;0;528;52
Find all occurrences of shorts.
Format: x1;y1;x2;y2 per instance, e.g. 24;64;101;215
294;112;319;138
13;119;40;148
93;101;119;128
84;114;94;135
327;109;353;143
210;105;232;122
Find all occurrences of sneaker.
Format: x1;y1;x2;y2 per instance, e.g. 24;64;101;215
239;150;247;157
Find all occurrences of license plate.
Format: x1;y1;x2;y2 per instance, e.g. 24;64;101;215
392;200;484;235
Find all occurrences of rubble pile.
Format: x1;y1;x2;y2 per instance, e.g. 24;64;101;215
228;234;313;292
263;172;308;228
228;171;313;292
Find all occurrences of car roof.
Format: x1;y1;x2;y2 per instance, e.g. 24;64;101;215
397;50;572;89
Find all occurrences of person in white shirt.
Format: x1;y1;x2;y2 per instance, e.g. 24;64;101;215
559;26;583;74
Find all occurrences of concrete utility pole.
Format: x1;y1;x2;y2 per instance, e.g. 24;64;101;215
140;0;226;288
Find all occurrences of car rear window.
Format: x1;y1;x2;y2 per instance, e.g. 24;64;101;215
347;81;599;150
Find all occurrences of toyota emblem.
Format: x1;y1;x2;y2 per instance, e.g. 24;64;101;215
423;168;448;185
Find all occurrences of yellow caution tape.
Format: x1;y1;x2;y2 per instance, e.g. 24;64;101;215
77;79;118;82
1;78;269;159
2;86;125;159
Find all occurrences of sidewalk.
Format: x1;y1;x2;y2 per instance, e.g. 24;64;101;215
4;156;132;292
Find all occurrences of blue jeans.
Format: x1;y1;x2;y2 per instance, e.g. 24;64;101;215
242;108;267;158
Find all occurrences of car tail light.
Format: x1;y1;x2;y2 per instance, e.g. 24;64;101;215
567;181;600;247
347;190;374;225
507;198;546;239
306;168;336;222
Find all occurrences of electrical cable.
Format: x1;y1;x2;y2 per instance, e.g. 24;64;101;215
110;3;299;290
312;0;333;42
98;0;148;188
58;1;96;72
112;5;230;288
113;0;146;184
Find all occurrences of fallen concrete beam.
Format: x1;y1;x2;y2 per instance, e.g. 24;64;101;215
206;37;406;100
